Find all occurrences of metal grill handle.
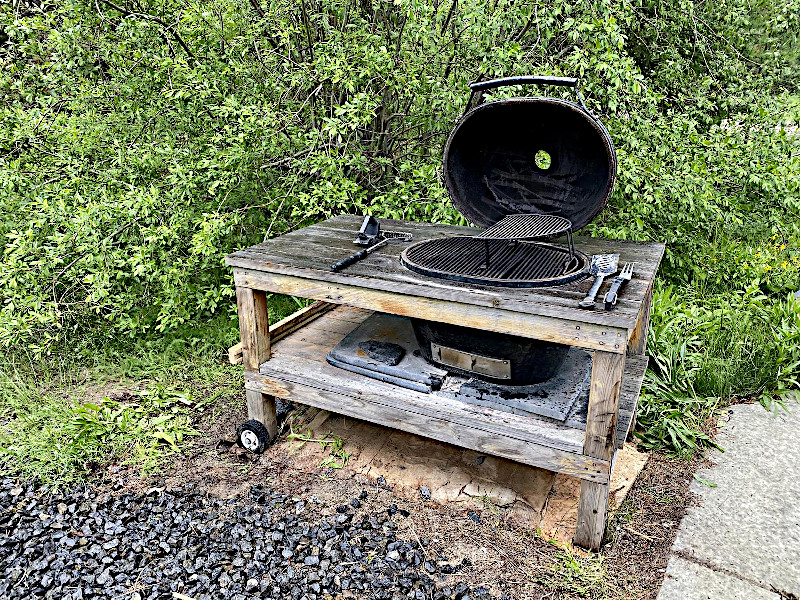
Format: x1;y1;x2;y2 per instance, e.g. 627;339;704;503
468;76;578;92
464;75;588;115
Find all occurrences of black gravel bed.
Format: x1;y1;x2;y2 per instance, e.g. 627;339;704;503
1;478;493;600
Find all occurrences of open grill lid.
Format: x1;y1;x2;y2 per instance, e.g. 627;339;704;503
443;76;617;231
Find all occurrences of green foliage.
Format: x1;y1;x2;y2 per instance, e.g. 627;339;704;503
537;543;607;596
0;377;206;483
637;284;800;454
287;425;352;470
1;0;799;456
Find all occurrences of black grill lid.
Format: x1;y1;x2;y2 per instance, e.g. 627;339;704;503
443;77;616;231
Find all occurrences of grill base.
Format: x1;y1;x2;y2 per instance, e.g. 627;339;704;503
400;237;589;288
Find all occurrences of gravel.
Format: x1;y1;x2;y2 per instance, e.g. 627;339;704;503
0;477;491;599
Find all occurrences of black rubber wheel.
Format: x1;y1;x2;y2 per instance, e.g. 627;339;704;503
236;419;271;454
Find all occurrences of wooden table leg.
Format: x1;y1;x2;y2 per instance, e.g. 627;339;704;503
246;389;277;440
626;283;655;438
236;286;277;437
575;350;626;550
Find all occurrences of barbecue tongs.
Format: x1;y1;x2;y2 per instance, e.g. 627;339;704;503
330;216;412;272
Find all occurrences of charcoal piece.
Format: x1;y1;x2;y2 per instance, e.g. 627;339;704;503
357;340;405;366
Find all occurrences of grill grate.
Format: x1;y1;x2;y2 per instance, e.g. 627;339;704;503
478;213;572;240
401;237;588;288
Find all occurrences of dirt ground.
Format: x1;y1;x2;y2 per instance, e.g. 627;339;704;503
100;398;704;600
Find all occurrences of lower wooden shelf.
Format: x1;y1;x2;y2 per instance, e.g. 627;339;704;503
245;305;648;485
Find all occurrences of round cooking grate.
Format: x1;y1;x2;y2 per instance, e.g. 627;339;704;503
400;237;589;288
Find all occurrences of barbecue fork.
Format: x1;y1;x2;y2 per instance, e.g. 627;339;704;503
604;262;635;310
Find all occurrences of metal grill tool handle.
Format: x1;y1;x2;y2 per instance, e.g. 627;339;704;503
578;275;606;309
331;239;388;272
604;262;635;310
330;230;412;272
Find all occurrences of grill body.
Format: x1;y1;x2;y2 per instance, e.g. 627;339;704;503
401;76;617;385
411;319;570;385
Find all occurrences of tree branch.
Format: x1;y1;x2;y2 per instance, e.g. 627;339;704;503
98;0;197;63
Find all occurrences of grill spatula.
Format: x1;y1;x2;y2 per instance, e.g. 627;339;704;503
578;254;619;309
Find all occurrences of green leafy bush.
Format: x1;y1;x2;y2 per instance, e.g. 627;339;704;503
1;0;799;454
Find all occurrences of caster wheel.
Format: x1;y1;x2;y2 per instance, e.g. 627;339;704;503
236;419;271;454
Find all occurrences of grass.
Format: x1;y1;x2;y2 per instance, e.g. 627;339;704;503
536;542;609;597
0;294;305;485
636;283;800;455
287;422;353;470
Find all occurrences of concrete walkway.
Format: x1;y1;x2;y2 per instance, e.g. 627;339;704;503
657;401;800;600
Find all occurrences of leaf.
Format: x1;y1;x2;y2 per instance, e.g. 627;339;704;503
693;475;718;488
153;431;178;450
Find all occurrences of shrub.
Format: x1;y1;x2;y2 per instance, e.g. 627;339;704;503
2;0;798;453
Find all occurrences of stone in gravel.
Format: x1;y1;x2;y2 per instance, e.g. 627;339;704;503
359;490;368;500
0;478;481;600
336;505;349;513
468;511;481;523
419;487;431;501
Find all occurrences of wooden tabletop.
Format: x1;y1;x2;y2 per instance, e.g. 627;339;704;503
226;215;664;352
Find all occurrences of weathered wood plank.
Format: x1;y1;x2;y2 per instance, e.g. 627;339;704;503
270;300;335;341
269;215;667;268
229;343;243;365
575;480;611;550
247;224;665;282
254;354;589;454
229;300;336;364
575;350;626;549
231;236;655;321
234;268;629;354
557;353;647;449
236;287;270;371
246;389;278;439
232;243;652;318
266;305;646;451
238;215;666;284
225;215;666;332
245;372;609;483
257;306;609;461
627;282;654;355
583;351;627;461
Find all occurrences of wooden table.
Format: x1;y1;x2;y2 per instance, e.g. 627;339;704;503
226;215;664;550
